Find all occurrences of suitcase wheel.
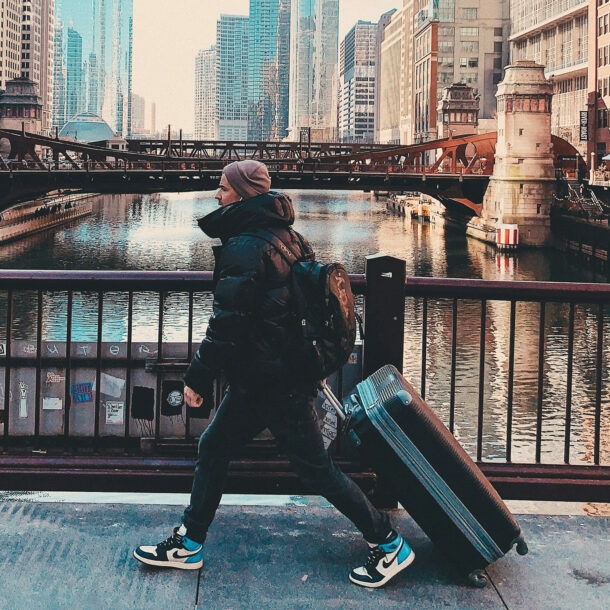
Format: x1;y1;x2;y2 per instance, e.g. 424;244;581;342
516;536;529;556
468;569;488;588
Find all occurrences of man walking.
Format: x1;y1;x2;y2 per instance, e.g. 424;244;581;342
133;160;414;588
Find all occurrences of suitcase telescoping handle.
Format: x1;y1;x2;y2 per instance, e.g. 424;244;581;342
318;381;346;421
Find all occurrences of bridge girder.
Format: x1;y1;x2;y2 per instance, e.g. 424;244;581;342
0;129;585;215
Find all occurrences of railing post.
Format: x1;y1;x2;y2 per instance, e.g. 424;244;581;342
363;254;406;378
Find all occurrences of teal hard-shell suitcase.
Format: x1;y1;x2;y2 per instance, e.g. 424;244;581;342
323;364;528;586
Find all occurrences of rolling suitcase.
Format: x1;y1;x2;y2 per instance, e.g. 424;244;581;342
322;364;528;586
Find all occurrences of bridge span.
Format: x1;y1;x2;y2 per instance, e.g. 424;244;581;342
0;128;582;216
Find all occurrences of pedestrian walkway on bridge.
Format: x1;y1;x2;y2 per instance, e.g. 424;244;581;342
0;493;609;609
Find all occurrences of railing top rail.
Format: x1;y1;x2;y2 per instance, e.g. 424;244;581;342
1;270;610;302
0;269;215;290
403;276;610;301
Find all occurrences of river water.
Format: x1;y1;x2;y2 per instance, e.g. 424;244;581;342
0;190;603;281
0;190;608;464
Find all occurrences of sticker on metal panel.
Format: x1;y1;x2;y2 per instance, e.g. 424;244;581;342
100;373;126;398
71;382;93;403
161;381;184;416
319;397;338;449
18;381;28;418
43;397;62;410
105;401;125;425
46;372;65;383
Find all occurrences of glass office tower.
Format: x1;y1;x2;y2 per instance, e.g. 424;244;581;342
54;0;133;135
217;14;250;140
288;0;339;141
65;27;83;119
247;0;291;141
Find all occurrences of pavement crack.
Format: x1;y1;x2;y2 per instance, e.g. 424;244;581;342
194;565;203;609
486;569;510;609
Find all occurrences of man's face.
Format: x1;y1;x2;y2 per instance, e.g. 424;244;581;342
215;174;241;207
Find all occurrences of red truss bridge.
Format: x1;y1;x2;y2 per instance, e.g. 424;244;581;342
0;128;583;216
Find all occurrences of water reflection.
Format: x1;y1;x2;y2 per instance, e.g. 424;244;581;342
0;190;608;464
0;190;605;281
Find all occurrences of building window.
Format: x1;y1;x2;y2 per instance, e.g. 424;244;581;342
460;27;479;37
462;8;477;19
439;40;454;53
461;41;479;53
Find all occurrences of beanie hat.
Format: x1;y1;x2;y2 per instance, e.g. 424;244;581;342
223;160;271;200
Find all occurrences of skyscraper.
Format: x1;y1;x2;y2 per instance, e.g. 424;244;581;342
194;46;217;140
104;0;132;136
52;13;66;130
247;0;291;141
375;1;508;145
510;0;588;158
375;8;400;144
0;1;22;91
0;0;54;134
217;14;249;140
65;27;83;119
39;0;56;134
130;91;145;133
339;20;378;143
53;0;133;135
411;0;509;144
288;0;339;141
20;0;55;133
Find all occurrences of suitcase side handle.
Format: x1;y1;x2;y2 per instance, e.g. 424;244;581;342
319;381;346;421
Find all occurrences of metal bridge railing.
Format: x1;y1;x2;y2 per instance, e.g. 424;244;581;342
0;259;609;503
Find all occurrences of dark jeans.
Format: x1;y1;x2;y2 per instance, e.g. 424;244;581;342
182;382;391;544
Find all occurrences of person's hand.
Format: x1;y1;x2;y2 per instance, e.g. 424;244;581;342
184;385;204;408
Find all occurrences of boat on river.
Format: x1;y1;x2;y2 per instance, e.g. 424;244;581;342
0;192;94;244
387;192;420;217
387;192;433;221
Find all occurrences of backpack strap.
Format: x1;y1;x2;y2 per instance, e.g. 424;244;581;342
288;228;315;262
243;228;303;266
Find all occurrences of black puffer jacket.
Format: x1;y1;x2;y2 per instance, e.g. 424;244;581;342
183;191;312;396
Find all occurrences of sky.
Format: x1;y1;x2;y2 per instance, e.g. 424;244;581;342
132;0;400;135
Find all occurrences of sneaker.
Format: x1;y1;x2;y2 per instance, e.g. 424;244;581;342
133;525;203;570
349;531;414;588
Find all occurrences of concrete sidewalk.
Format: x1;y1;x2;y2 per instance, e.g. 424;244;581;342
1;497;609;610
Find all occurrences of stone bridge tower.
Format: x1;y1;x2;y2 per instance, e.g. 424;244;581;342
467;61;555;247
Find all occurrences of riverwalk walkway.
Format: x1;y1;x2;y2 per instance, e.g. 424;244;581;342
0;492;608;609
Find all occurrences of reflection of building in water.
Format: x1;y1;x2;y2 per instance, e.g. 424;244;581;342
375;203;449;279
485;298;542;462
483;296;610;465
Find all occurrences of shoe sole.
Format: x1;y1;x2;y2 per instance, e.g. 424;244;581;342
133;550;203;570
349;549;415;589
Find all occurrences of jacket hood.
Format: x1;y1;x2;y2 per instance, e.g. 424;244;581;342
197;191;295;240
